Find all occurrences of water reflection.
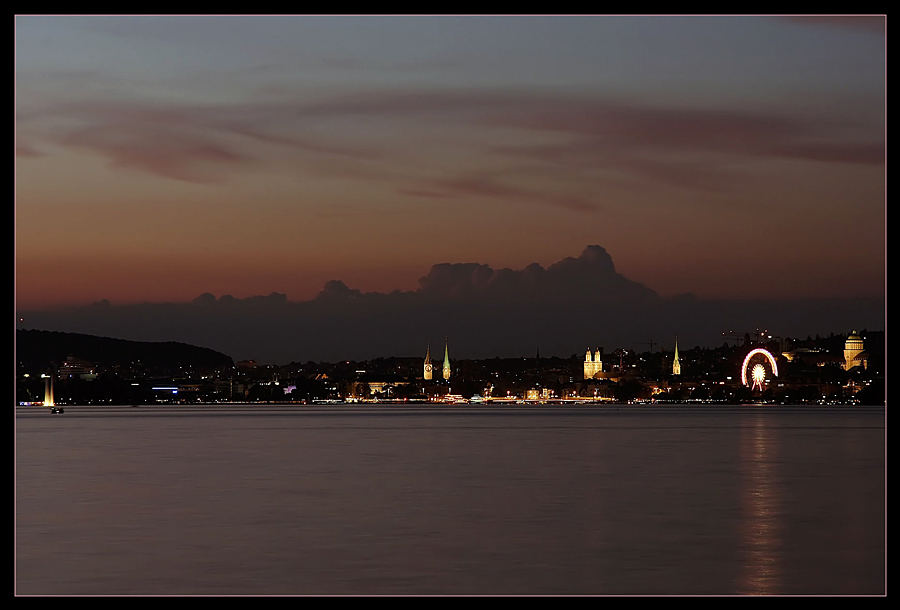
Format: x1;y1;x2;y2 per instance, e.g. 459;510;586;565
738;414;783;595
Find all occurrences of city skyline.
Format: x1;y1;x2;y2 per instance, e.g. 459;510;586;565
16;244;885;364
15;17;886;594
16;15;885;315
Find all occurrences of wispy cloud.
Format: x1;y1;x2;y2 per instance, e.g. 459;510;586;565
15;140;44;158
59;122;251;184
17;87;884;204
427;172;599;212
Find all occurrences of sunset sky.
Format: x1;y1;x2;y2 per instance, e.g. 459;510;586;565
15;15;885;311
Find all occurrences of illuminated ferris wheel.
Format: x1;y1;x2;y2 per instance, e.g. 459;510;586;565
741;348;779;391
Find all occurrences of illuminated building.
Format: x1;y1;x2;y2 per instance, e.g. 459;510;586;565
442;339;451;381
423;344;433;380
843;331;868;371
525;388;552;400
672;337;681;375
584;348;602;379
781;347;833;366
424;340;451;382
59;355;97;380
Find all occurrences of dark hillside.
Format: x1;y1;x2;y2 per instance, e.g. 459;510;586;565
16;330;234;373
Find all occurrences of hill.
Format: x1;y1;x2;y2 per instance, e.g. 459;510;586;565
16;330;234;373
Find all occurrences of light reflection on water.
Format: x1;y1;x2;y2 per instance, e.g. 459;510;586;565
738;415;782;595
15;405;885;595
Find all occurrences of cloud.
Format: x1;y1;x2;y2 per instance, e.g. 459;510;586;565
60;121;251;184
292;89;884;202
491;140;743;193
396;187;457;200
414;245;659;303
427;172;600;212
17;97;378;184
18;244;885;363
15;141;44;157
416;262;496;300
491;100;883;165
315;280;364;301
312;246;652;304
17;87;883;202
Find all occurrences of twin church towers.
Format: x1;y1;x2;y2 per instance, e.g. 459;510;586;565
584;337;682;379
423;340;451;381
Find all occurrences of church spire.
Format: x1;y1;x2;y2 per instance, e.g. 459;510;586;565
672;336;681;375
423;343;433;380
442;338;451;381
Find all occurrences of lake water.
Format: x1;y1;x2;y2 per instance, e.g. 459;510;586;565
15;404;885;596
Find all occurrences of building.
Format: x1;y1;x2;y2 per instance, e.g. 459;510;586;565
672;337;681;376
843;330;868;371
423;344;433;380
442;339;451;381
781;347;842;367
423;340;451;381
584;348;602;379
59;355;97;380
363;374;409;396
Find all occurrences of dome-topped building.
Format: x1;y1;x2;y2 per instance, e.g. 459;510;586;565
843;330;868;371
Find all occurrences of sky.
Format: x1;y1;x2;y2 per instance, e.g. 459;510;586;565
15;15;885;318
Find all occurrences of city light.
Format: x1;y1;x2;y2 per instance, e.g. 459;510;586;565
741;348;779;388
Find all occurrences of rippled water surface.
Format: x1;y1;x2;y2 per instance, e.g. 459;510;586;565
15;405;885;595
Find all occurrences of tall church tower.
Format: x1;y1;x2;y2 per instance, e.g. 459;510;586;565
423;344;433;380
442;339;451;381
584;348;602;379
672;337;681;375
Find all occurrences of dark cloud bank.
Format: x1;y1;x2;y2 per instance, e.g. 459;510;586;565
18;246;884;364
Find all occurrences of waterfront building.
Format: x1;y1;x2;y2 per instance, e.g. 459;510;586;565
364;374;408;396
584;348;603;379
843;330;868;371
59;355;98;380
